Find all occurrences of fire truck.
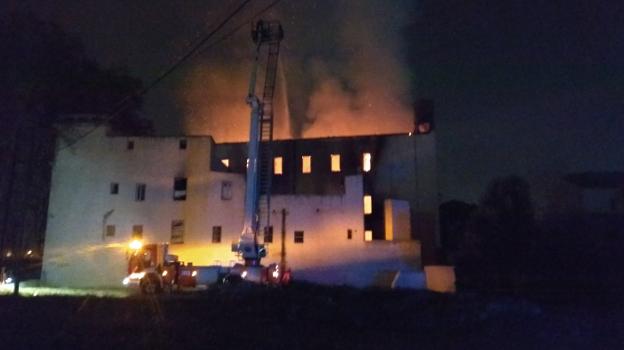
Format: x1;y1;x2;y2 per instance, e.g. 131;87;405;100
123;240;197;294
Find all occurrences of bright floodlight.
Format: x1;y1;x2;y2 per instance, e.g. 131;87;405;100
129;239;143;250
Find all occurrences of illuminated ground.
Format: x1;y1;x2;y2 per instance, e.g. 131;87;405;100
0;283;621;349
0;281;130;298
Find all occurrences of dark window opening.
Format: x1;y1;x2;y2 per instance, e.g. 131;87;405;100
127;140;134;150
110;183;119;194
264;226;273;243
132;225;143;239
294;230;304;244
174;177;187;201
136;184;146;201
221;181;232;200
179;139;187;150
212;226;222;243
347;229;352;240
171;220;184;244
106;225;115;237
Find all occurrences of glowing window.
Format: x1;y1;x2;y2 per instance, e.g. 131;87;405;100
363;153;372;172
221;159;230;168
363;195;372;214
331;154;341;172
302;155;311;174
364;230;373;241
274;157;283;175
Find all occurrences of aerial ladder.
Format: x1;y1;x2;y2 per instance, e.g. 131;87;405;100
231;20;287;284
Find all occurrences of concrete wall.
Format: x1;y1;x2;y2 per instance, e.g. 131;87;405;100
43;126;422;288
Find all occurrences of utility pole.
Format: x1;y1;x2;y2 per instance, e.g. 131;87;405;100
280;208;288;270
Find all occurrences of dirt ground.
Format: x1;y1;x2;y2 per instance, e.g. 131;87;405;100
0;283;622;349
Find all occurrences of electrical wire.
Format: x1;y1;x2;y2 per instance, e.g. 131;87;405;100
58;0;280;151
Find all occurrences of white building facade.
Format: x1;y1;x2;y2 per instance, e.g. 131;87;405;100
42;122;434;288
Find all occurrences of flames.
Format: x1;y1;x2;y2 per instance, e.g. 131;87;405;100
179;1;415;142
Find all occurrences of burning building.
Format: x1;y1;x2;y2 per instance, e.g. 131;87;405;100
41;110;437;288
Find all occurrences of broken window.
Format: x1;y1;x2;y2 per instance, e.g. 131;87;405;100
363;153;372;172
221;158;230;168
302;155;311;174
274;157;283;175
106;225;116;237
221;181;232;200
331;154;341;172
364;230;373;242
110;183;119;194
294;230;304;243
264;226;273;243
135;184;146;201
173;177;187;201
179;139;187;150
171;220;184;244
363;195;372;214
132;225;143;239
212;226;222;243
127;140;134;150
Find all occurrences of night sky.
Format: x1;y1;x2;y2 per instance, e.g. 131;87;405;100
3;0;623;202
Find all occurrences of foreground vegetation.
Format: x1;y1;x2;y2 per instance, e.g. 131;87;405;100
0;283;621;349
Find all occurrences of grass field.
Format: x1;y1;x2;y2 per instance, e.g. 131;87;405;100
0;283;622;349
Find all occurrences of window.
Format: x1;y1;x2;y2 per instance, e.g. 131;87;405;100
106;225;116;237
294;230;304;243
246;158;250;169
363;195;372;214
221;181;232;200
179;139;187;150
135;184;146;201
364;230;373;241
274;157;283;175
363;153;372;172
173;177;187;201
212;226;222;243
110;183;119;194
302;155;311;174
127;140;134;150
264;226;273;243
331;154;341;172
347;229;352;240
221;158;230;168
171;220;184;244
132;225;143;239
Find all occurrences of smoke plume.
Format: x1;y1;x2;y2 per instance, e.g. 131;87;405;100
180;1;415;142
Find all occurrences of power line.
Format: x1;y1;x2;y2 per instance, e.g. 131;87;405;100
59;0;264;151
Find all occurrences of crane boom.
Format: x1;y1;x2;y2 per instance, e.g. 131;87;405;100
236;20;283;266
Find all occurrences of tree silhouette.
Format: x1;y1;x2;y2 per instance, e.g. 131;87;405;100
0;12;147;294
